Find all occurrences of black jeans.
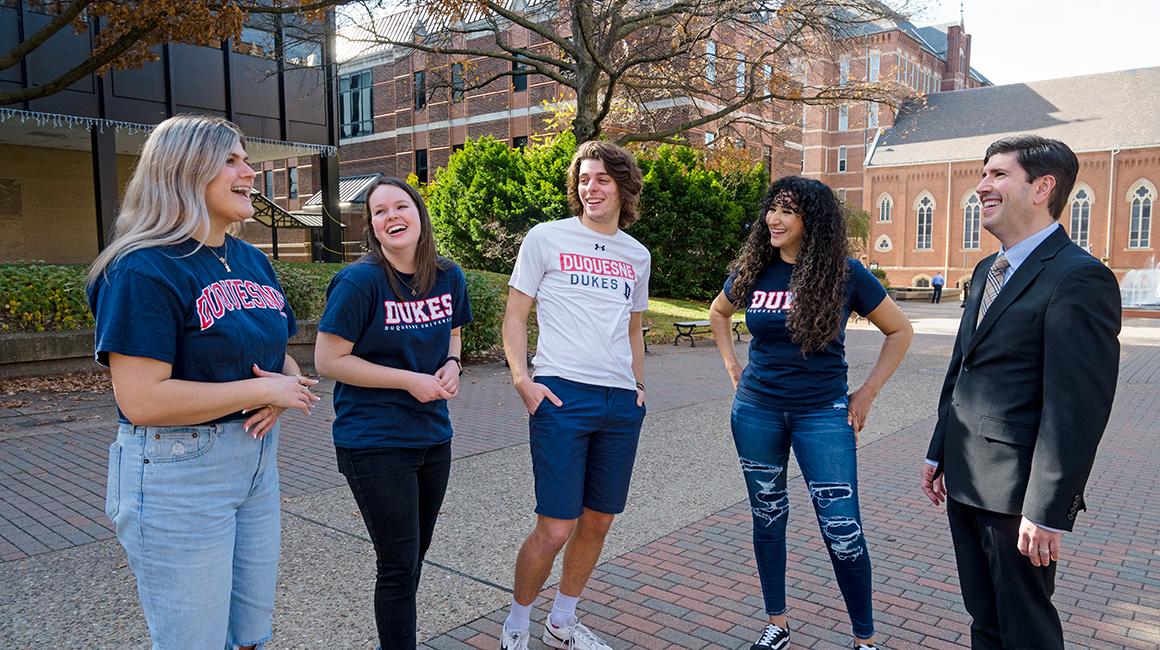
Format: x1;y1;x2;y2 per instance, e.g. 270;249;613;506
931;285;943;303
336;442;452;649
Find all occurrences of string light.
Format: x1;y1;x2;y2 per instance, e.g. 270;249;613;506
0;107;337;157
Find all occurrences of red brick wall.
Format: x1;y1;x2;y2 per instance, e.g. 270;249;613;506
865;148;1160;287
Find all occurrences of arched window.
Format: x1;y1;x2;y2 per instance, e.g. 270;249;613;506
962;193;980;250
1129;182;1153;249
1070;187;1091;249
878;194;893;222
916;195;933;250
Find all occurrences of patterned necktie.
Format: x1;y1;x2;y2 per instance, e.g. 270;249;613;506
977;252;1010;326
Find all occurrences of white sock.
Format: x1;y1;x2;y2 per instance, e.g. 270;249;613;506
549;591;579;628
504;598;533;634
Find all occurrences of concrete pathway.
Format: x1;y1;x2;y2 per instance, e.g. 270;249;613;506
2;301;1158;648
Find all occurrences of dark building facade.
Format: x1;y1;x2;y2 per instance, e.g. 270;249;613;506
0;2;341;263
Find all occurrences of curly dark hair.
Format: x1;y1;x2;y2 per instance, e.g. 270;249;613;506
728;176;849;354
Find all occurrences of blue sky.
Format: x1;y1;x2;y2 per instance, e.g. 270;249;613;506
919;0;1160;85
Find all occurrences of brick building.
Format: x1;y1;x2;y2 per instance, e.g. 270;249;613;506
802;19;990;208
863;67;1160;290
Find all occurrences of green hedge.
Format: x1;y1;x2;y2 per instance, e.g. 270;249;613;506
0;264;93;332
0;261;504;359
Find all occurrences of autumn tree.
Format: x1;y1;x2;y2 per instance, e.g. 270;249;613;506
333;0;920;145
0;0;336;105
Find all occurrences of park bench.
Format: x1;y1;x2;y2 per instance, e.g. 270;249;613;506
673;320;743;347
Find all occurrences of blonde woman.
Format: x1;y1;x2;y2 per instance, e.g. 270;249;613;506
87;114;319;649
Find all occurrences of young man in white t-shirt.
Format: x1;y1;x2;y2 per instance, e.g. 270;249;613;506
500;141;651;650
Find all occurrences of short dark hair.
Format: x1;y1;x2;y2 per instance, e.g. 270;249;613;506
983;135;1078;220
567;141;644;228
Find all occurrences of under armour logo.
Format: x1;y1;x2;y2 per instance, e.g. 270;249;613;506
594;243;606;251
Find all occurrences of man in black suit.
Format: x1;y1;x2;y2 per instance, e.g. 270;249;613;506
921;135;1121;649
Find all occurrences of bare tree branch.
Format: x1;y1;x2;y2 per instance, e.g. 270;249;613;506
0;19;159;105
0;0;94;72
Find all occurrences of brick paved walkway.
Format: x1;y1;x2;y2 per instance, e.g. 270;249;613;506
0;343;742;561
3;315;1159;649
424;340;1160;649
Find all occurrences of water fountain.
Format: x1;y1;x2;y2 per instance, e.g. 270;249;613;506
1121;256;1160;313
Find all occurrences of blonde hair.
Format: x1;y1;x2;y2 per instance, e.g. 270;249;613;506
87;114;246;284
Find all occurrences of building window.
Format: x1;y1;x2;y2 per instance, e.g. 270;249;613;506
837;146;847;173
512;136;528;149
736;57;745;94
868;51;880;82
452;62;465;103
963;193;981;249
263;169;274;197
288;167;298;199
452;143;465;153
1129;184;1153;248
878;194;892;222
762;63;772;100
917;195;933;250
512;58;527;92
413;71;426;110
705;40;716;82
839;56;849;85
704;131;715;146
415;149;428;184
1070;188;1091;249
763;145;772;182
339;70;373;139
837;105;848;131
867;101;879;129
837;188;846;204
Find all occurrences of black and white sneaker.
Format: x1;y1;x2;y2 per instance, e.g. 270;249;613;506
855;644;878;650
751;623;790;650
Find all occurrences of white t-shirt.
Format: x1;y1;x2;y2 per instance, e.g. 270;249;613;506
509;217;651;390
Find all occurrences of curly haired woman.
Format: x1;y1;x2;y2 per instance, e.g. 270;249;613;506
709;176;913;650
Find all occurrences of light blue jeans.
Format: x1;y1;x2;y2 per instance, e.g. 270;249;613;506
106;421;281;650
731;395;875;639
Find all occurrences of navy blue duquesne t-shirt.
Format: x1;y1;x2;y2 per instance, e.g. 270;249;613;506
88;235;297;423
319;256;473;449
724;257;886;410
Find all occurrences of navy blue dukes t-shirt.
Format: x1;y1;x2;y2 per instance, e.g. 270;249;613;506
88;236;297;423
319;256;473;449
725;257;886;410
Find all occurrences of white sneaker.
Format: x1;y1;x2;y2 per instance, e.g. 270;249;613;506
542;615;614;650
500;626;530;650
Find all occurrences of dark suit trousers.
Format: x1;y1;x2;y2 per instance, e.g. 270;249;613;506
947;498;1063;650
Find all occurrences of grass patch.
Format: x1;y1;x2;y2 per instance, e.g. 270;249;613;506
474;270;734;347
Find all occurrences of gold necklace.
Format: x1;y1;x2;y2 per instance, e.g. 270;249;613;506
207;238;231;272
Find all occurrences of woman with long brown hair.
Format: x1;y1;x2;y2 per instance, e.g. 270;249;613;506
709;176;912;650
314;177;472;648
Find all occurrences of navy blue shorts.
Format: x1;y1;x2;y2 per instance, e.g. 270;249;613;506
529;376;646;520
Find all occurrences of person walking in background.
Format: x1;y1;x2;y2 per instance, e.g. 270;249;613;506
930;271;945;303
499;141;650;650
921;136;1120;649
709;176;912;650
314;177;472;648
87;114;320;650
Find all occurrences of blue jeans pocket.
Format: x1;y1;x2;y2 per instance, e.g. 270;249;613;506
143;426;216;463
105;441;121;521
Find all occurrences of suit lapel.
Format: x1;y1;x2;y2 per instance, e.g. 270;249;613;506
964;228;1070;358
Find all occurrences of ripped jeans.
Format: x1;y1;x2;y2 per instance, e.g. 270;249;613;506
730;395;875;639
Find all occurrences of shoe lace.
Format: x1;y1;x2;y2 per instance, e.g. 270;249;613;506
758;624;786;645
506;629;529;649
568;620;606;649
